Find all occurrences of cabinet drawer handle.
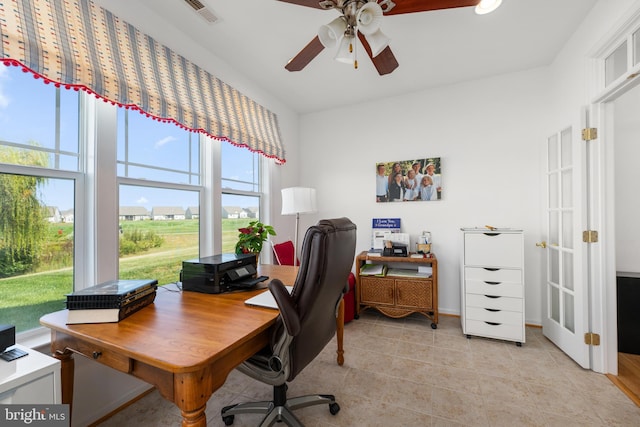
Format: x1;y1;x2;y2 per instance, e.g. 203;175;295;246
484;281;501;285
485;308;500;312
483;268;499;271
92;351;102;360
483;233;500;236
484;295;500;299
484;321;501;326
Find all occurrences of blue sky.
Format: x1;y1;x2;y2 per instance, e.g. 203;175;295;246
0;65;260;212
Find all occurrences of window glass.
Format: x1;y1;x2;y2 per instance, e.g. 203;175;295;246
117;109;199;184
221;193;261;253
0;66;79;334
119;184;199;285
635;29;640;66
221;142;259;192
605;41;627;86
0;172;75;333
0;66;80;171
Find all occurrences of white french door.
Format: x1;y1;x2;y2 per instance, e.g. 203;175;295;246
541;126;590;368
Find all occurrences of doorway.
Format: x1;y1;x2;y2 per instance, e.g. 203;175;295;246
611;83;640;402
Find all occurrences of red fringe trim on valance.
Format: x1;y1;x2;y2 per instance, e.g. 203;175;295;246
1;59;286;165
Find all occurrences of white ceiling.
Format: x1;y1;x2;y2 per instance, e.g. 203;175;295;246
94;0;598;114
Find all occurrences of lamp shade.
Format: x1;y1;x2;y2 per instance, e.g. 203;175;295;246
281;187;317;215
364;29;390;58
356;2;383;35
334;35;355;64
475;0;502;15
318;17;347;48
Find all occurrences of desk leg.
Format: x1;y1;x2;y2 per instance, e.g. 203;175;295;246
336;299;344;366
52;347;75;411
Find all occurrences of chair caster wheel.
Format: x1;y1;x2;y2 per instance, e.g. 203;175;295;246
329;402;340;415
431;323;437;329
223;415;234;426
516;342;522;347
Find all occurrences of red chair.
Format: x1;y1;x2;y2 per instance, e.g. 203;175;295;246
272;240;298;266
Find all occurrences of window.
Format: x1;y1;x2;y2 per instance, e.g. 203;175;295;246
0;66;80;333
117;109;201;284
221;143;262;253
605;41;628;86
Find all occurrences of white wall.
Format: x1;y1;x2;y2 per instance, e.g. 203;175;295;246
300;67;549;323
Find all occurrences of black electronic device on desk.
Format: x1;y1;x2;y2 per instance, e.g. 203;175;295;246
181;253;268;294
383;243;408;257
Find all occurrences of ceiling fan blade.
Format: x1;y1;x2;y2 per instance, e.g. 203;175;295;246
285;36;325;72
276;0;325;10
385;0;480;15
358;32;399;75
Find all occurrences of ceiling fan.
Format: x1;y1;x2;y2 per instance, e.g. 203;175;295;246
279;0;501;75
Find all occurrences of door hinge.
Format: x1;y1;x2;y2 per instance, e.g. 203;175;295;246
583;230;598;243
581;128;598;141
584;332;600;346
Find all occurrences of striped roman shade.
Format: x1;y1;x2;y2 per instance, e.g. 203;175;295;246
0;0;286;163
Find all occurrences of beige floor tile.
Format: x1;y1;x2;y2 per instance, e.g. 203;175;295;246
96;324;639;427
431;386;489;426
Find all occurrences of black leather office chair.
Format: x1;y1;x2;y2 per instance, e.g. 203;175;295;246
221;217;357;427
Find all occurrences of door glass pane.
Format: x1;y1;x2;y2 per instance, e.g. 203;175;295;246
563;251;574;291
549;211;559;246
561;170;572;208
550;248;559;285
548;134;558;171
549;173;558;209
634;29;640;66
562;211;573;249
563;292;575;333
560;128;572;168
550;285;560;323
605;41;627;86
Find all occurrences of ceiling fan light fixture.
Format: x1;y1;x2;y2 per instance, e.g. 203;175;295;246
334;34;356;65
364;29;391;57
356;2;383;35
318;17;347;48
475;0;502;15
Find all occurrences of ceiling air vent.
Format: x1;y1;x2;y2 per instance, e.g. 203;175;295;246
183;0;219;24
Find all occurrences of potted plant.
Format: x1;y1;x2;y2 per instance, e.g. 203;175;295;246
235;220;276;259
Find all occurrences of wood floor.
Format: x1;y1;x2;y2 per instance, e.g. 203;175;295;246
609;352;640;406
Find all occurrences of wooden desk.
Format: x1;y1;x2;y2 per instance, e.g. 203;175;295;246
40;265;345;427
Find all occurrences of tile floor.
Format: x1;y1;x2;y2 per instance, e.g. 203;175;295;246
97;313;640;426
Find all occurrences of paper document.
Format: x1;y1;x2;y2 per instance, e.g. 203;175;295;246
244;286;293;309
360;263;387;276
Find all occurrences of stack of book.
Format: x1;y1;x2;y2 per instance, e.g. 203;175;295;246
65;279;158;324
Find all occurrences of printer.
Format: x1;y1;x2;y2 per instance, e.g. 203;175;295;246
181;253;266;294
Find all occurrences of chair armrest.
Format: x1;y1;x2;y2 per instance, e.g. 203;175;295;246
269;279;301;336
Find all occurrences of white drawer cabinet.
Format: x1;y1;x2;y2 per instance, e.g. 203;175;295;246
0;344;61;404
460;228;525;345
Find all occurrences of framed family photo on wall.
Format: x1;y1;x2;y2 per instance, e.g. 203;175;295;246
376;158;442;203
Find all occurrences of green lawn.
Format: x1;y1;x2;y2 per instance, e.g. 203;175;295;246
0;218;256;332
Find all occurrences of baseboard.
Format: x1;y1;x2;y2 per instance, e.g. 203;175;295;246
606;374;640;407
86;386;156;426
74;382;154;427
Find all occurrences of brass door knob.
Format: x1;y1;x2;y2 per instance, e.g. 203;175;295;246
535;241;547;248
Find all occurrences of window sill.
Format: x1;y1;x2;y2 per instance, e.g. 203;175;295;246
17;327;51;351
